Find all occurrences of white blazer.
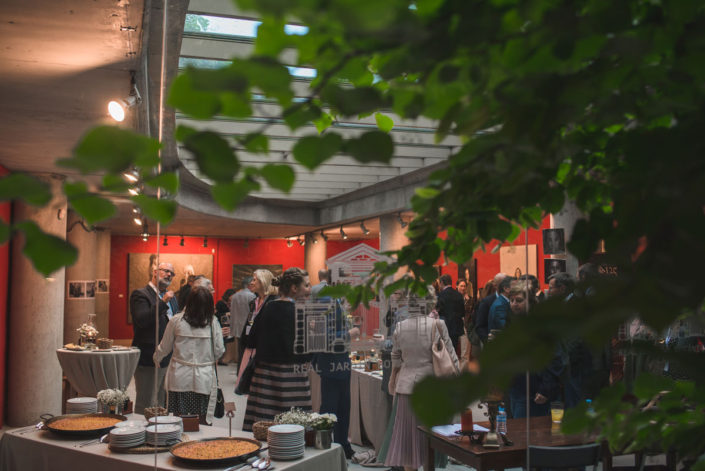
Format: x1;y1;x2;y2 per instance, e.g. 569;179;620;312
391;316;459;395
154;313;224;395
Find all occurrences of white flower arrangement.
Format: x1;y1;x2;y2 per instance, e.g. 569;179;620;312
274;407;312;427
309;412;337;430
97;388;128;406
76;323;98;338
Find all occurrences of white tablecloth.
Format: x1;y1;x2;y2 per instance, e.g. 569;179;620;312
311;368;391;451
56;348;140;397
0;416;347;471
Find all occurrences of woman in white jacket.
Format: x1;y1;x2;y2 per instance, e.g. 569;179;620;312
154;286;224;424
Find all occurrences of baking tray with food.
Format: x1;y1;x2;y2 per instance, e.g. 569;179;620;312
170;437;266;466
38;412;127;437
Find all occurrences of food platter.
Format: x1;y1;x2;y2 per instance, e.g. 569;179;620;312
40;413;127;437
170;437;262;465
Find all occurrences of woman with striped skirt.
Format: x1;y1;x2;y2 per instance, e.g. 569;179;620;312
243;267;312;431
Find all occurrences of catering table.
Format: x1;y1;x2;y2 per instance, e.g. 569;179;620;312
0;415;347;471
56;348;140;397
310;368;391;451
421;416;607;471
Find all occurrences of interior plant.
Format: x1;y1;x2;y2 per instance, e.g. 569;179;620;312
96;388;128;413
1;0;704;466
308;413;337;431
274;407;312;428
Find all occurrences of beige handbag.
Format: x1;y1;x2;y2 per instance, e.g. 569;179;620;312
431;319;459;377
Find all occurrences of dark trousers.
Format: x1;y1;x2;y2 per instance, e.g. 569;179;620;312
319;376;352;453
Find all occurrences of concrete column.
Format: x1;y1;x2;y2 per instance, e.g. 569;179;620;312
551;200;582;278
378;214;411;327
94;230;111;338
304;235;327;283
7;175;67;425
63;211;98;344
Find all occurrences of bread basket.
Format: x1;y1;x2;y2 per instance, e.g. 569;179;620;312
96;338;113;349
143;406;168;420
252;421;275;441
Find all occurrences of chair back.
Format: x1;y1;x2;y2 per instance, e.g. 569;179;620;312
529;443;602;470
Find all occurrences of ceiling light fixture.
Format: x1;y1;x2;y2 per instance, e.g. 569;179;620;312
398;212;408;228
297;235;305;246
340;226;348;240
133;217;142;226
287;239;293;247
360;221;370;235
180;235;185;246
310;233;318;244
132;206;140;214
320;230;328;242
122;169;139;183
163;235;168;246
141;222;149;241
128;187;139;196
109;70;142;122
203;236;208;248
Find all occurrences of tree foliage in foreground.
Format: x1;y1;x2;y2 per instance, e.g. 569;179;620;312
1;0;704;465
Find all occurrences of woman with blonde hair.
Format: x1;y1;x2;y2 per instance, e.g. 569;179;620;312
236;269;278;392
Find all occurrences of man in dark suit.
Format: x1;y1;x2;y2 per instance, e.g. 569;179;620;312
131;261;176;414
436;274;465;355
473;273;507;346
488;276;514;332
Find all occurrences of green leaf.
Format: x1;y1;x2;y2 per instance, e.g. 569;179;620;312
240;57;293;106
61;126;160;173
254;17;289;57
374;112;394;132
415;187;440;199
131;195;177;224
182;131;240;183
0;174;52;206
283;104;322;130
415;0;445;17
101;174;131;193
239;133;269;153
64;182;116;225
321;85;386;116
314;112;335;133
168;73;221;119
211;179;260;211
0;220;10;244
260;164;295;192
292;133;343;170
345;131;394;163
14;221;78;276
144;173;179;194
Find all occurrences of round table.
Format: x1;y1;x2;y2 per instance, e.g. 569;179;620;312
56;348;140;396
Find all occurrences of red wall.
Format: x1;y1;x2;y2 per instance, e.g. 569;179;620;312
441;216;552;292
109;235;310;339
327;239;379;258
0;165;10;427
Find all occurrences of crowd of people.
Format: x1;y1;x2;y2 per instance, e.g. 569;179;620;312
129;258;610;470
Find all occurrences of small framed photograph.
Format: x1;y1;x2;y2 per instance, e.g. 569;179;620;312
85;281;96;299
544;259;567;283
543;228;566;255
97;279;109;293
67;281;86;299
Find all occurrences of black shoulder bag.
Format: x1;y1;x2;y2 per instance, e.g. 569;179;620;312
210;322;225;418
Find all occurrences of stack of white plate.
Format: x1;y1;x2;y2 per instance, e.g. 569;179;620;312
145;424;181;446
109;426;146;449
148;415;183;432
115;419;148;429
267;424;305;460
66;397;98;414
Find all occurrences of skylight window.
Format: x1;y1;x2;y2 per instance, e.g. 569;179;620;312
184;14;309;38
178;58;317;79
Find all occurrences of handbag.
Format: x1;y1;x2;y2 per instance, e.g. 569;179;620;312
431;319;459;377
235;352;256;395
210;324;225;418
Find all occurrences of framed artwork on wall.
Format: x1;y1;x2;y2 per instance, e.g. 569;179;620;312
544;258;567;283
543;228;566;255
232;264;283;290
127;253;213;324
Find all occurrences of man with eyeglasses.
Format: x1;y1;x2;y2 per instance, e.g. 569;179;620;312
130;261;177;414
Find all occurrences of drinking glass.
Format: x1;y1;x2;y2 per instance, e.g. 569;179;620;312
550;401;564;423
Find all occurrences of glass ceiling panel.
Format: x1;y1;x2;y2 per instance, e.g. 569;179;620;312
178;57;317;79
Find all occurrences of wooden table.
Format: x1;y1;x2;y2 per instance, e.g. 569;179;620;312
421;416;608;471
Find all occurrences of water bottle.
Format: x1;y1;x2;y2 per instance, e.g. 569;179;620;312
586;399;595;414
496;407;507;434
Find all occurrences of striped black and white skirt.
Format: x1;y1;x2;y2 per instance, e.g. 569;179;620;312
243;362;311;431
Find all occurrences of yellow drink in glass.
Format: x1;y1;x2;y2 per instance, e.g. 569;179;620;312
550;401;564;423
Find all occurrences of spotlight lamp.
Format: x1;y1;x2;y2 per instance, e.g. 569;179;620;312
398;212;408;228
320;230;328;242
128;187;140;196
180;235;185;246
340;226;348;240
203;236;208;248
287;238;293;248
133;216;142;226
310;233;318;244
163;235;168;246
109;71;142;122
297;235;305;246
360;221;370;235
122;169;139;183
141;222;149;241
132;206;140;214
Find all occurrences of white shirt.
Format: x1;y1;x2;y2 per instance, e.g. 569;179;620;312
153;313;224;394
